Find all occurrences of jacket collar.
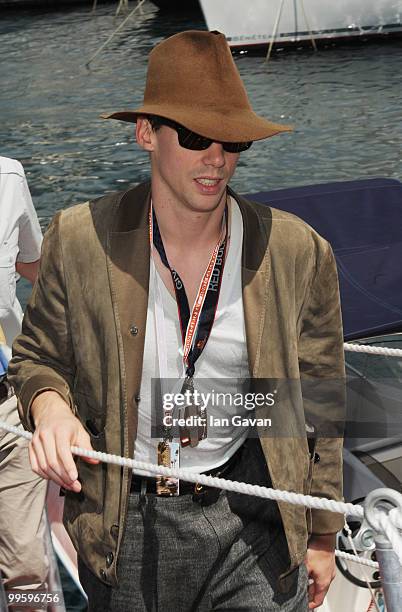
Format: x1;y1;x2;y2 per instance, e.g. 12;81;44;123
228;186;271;272
229;187;272;377
112;181;151;233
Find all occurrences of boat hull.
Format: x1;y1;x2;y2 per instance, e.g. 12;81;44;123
150;0;200;10
199;0;402;49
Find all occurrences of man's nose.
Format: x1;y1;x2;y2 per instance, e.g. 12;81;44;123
202;142;225;167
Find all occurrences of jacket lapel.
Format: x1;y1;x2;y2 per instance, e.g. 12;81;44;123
107;182;151;457
231;190;272;378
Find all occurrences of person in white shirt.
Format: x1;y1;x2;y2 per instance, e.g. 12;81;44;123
0;156;42;358
0;157;48;595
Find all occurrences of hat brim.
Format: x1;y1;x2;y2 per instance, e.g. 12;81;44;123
101;105;293;142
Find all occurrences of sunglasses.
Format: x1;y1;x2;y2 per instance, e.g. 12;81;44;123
160;118;253;153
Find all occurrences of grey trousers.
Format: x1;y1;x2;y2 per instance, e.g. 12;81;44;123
79;439;308;611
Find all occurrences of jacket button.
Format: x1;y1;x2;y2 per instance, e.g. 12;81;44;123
134;394;141;403
313;452;320;464
129;325;139;336
106;552;114;568
110;524;119;539
100;569;107;581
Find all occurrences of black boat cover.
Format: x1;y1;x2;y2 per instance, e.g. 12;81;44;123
247;178;402;340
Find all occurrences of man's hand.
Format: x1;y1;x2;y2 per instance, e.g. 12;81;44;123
29;390;99;492
304;533;337;609
16;259;40;284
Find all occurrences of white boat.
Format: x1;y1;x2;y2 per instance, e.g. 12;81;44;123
199;0;402;50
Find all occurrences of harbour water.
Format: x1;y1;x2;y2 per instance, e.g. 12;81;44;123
1;2;401;295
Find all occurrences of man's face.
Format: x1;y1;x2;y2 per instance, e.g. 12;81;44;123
137;118;240;214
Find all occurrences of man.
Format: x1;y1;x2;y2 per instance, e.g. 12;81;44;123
9;31;345;611
0;157;48;596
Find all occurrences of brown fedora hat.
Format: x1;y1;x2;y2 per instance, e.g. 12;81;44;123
102;30;292;142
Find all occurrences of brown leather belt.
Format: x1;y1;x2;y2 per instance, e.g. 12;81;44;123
130;443;243;501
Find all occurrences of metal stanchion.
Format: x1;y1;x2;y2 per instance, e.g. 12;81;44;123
364;488;402;611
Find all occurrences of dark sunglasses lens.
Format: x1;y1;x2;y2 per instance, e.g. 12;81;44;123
223;141;253;153
170;121;253;153
177;127;212;150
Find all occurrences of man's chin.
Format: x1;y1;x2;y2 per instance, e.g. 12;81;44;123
188;184;227;212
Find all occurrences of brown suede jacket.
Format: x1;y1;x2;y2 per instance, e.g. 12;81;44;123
9;181;345;591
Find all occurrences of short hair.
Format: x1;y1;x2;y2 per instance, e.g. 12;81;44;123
147;115;163;131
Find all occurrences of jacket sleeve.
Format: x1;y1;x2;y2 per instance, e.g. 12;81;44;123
8;212;76;432
298;237;345;535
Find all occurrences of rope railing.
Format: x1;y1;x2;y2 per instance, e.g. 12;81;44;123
376;510;402;566
344;342;402;357
2;339;402;577
336;550;378;569
1;419;402;572
0;418;364;515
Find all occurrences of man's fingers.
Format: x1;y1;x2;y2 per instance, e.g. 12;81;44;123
27;399;100;490
305;545;336;610
28;443;49;481
81;455;101;464
55;432;80;481
29;420;100;491
31;428;80;490
308;579;329;609
37;429;76;486
29;438;68;488
31;433;51;475
307;579;315;607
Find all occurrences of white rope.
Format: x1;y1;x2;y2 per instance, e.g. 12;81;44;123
362;506;402;566
0;420;363;518
6;419;402;571
389;506;402;530
378;511;402;564
343;521;381;610
344;342;402;357
366;506;402;535
335;549;379;569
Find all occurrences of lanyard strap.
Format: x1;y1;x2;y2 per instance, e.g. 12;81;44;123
149;204;228;377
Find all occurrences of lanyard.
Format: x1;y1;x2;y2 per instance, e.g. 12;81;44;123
149;203;228;378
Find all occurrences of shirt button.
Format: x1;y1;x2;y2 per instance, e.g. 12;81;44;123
106;552;114;568
110;524;119;539
129;325;139;336
100;569;107;581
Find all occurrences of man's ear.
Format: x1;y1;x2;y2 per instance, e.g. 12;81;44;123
136;117;155;152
